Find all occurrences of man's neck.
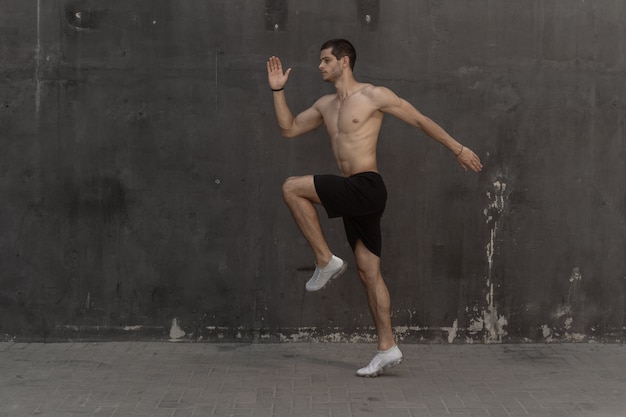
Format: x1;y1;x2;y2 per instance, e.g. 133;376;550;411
334;75;360;100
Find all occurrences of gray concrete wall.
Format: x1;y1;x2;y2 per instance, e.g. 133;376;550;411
1;0;624;343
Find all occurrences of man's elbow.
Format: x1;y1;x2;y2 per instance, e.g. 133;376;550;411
414;114;432;131
281;128;298;138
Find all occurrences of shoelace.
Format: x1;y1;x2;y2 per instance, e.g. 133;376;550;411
310;268;323;283
365;353;385;370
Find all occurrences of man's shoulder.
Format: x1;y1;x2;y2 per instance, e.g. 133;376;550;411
317;93;337;101
313;93;337;108
360;84;392;97
360;84;399;108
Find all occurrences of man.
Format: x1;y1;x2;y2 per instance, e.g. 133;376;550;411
267;39;482;377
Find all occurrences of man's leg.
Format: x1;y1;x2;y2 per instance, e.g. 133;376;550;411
353;240;395;350
281;175;332;266
282;175;347;291
354;240;402;377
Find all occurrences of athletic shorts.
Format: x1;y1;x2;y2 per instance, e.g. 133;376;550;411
314;171;387;257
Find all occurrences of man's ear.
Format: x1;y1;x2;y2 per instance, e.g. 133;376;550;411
341;56;350;68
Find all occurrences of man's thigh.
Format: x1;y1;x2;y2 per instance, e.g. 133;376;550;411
283;175;322;204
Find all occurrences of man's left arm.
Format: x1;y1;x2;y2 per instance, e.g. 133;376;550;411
373;87;483;172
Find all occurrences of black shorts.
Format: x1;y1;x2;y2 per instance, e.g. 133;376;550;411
314;171;387;257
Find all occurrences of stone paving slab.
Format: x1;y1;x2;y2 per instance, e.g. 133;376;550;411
1;342;625;417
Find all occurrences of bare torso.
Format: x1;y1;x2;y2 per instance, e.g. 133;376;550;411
315;84;384;177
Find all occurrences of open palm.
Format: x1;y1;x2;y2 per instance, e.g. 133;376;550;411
267;56;292;90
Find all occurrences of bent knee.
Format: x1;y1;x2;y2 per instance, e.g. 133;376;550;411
281;175;317;201
281;176;300;198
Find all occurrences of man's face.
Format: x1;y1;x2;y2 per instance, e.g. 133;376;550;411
319;48;343;82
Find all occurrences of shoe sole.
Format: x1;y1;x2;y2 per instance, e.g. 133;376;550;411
357;357;403;378
306;261;348;292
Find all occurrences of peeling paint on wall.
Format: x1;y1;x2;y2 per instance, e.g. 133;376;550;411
480;180;509;343
169;318;186;341
541;266;592;342
277;327;378;344
273;325;470;344
442;319;459;343
570;267;582;282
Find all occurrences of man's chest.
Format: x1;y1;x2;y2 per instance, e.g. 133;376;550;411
320;98;381;133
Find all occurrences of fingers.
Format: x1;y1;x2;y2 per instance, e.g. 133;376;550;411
464;157;482;173
267;56;282;72
469;150;483;172
267;56;291;90
466;150;483;172
458;148;483;173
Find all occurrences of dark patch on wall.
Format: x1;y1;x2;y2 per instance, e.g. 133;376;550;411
265;0;288;32
65;6;111;31
357;0;379;31
65;177;127;221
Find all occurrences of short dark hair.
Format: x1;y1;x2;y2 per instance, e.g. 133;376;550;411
321;39;356;70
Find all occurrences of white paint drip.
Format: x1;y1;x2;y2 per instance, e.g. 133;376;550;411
481;181;509;342
169;318;186;341
468;317;484;333
543;266;587;342
277;327;378;344
394;325;426;333
554;304;571;318
442;319;459;343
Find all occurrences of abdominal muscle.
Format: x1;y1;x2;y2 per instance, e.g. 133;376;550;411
319;91;384;177
332;132;379;177
326;115;383;177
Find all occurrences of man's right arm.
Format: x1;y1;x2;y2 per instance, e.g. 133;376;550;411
272;91;324;137
267;56;324;138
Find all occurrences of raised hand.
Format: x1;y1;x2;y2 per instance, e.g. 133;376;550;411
267;56;292;91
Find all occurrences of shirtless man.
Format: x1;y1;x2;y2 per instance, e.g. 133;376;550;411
267;39;482;377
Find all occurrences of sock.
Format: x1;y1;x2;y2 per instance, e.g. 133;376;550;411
320;254;341;270
378;345;398;354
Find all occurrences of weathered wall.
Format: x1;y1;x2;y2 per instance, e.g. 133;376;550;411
1;0;624;343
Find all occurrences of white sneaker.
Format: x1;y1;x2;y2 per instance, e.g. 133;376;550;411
305;255;347;292
356;345;403;377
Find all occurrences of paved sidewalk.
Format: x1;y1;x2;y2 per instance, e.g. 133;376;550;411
1;342;625;417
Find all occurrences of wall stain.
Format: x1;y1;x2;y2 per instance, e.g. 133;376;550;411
542;267;590;342
65;5;111;31
471;180;509;343
65;177;127;221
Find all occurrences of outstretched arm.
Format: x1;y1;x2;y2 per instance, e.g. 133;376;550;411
370;86;483;172
267;56;323;138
